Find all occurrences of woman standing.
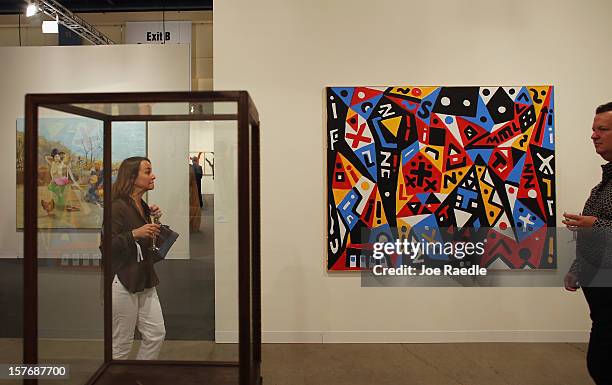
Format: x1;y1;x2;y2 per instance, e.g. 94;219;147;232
110;156;165;360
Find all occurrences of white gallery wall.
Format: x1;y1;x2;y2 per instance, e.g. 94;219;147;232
213;0;612;342
0;44;191;260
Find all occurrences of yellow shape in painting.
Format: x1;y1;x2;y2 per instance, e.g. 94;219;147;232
440;165;471;194
528;86;551;118
336;152;363;186
411;86;439;100
547;236;554;264
421;145;444;172
361;181;370;190
542;178;552;198
475;167;502;226
381;116;402;137
396;217;413;234
332;188;350;207
346;108;357;120
475;165;485;178
511;126;533;152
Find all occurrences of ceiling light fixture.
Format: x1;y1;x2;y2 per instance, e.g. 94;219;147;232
26;0;114;44
25;2;39;17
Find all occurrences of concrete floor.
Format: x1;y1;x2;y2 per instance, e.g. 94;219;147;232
0;339;592;385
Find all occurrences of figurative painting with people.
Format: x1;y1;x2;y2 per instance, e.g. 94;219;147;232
16;118;146;229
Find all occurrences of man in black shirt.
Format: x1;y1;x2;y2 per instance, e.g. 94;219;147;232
192;156;204;208
564;102;612;385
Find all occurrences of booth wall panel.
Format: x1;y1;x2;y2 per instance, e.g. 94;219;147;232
212;0;610;342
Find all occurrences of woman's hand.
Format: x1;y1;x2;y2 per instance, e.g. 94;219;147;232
132;223;161;240
150;204;163;220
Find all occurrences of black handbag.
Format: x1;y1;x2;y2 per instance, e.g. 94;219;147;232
152;224;179;263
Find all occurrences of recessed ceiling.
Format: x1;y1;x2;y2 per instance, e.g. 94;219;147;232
0;0;212;15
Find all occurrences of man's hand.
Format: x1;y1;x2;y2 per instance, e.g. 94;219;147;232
564;272;579;291
562;213;597;230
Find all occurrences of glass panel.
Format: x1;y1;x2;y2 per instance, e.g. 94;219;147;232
203;115;239;362
1;114;24;375
35;107;105;385
68;102;237;117
109;104;239;363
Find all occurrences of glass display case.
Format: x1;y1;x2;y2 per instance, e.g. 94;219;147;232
22;92;261;385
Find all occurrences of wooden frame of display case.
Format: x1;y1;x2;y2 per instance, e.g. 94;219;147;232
23;91;261;385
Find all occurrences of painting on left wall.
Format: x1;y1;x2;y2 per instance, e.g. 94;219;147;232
16;118;147;229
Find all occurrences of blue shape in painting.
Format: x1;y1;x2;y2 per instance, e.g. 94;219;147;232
467;148;493;165
473;218;481;231
331;87;355;108
401;141;421;167
512;199;545;242
337;189;362;231
416;193;430;204
369;224;393;245
353;94;384;120
542;91;555;151
355;143;378;181
457;187;478;210
515;87;533;105
507;154;525;184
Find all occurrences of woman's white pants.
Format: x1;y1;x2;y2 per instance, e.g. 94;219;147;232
112;275;166;360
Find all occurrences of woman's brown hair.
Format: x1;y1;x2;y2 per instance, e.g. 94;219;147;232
111;156;151;200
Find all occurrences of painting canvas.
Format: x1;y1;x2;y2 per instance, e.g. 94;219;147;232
189;151;214;178
203;152;214;177
326;86;555;271
16;118;147;229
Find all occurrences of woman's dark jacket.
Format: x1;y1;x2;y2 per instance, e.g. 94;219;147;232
106;196;159;293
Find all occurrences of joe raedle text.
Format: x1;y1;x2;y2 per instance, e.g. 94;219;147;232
372;264;487;277
370;238;487;277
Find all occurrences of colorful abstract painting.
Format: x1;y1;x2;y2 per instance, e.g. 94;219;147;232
16;118;147;229
326;86;555;271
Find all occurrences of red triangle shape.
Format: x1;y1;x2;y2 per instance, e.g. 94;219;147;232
386;95;420;113
456;117;489;147
350;87;384;106
514;102;530;115
488;147;513;180
429;113;446;129
443;128;472;172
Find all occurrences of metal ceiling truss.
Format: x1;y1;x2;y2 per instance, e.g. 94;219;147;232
36;0;114;44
